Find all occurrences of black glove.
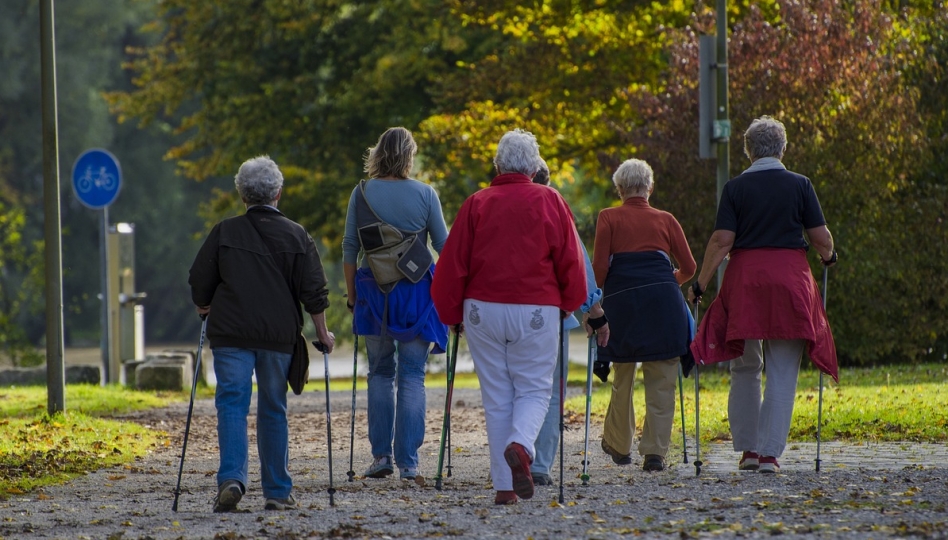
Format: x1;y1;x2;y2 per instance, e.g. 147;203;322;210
691;281;703;303
593;360;611;383
821;250;838;267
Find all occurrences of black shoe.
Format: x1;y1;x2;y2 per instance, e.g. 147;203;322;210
593;360;611;383
642;454;666;472
601;439;632;465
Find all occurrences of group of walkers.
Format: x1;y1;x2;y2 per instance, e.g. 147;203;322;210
188;116;838;512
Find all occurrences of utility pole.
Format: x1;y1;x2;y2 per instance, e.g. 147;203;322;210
698;0;731;288
41;0;66;414
713;0;730;289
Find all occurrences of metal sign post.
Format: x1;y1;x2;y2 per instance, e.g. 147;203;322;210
72;148;122;384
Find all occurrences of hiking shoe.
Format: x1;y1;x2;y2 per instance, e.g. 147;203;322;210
494;490;518;505
400;467;418;480
212;479;243;513
758;456;780;474
503;443;534;500
264;493;297;511
601;439;633;465
364;455;394;478
739;451;760;471
642;454;666;472
531;472;553;486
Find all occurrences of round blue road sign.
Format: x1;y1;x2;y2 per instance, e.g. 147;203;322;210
72;149;122;209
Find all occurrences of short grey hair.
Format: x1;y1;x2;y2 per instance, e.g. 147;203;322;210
494;129;542;176
612;158;653;198
743;116;787;160
235;156;283;205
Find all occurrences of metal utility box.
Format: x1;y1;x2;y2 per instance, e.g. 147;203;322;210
106;223;146;384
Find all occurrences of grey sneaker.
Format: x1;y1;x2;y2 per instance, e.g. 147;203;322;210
212;479;243;513
264;493;297;511
532;472;553;486
400;467;418;480
364;455;394;478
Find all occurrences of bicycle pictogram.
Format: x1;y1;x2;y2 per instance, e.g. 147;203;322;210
77;166;117;193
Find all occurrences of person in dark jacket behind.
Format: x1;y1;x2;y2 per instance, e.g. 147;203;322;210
592;158;696;473
189;155;335;513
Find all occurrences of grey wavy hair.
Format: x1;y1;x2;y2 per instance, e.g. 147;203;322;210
494;129;542;176
235;156;283;205
612;158;654;198
364;127;417;179
743;116;787;161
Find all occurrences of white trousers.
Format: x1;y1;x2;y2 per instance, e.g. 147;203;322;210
729;339;806;458
463;299;559;491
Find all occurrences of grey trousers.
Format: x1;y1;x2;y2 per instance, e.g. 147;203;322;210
728;339;806;458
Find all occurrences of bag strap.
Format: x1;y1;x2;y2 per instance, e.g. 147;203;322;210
356;180;425;236
244;211;304;328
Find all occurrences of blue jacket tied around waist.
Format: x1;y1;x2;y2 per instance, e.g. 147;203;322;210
598;251;694;373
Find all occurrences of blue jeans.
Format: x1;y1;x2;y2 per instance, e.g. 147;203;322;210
364;335;430;471
531;330;569;476
214;347;292;499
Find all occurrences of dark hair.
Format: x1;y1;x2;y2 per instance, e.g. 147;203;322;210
532;159;551;186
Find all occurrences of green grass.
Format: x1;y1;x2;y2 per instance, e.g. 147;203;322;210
563;362;948;444
0;385;199;496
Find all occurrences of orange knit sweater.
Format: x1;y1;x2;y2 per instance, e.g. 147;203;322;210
592;197;696;287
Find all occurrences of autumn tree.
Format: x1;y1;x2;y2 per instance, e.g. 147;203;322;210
622;0;946;363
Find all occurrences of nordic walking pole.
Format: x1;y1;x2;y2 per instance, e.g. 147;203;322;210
314;340;336;506
816;266;828;472
692;299;703;477
172;314;207;512
678;362;689;464
435;327;460;490
558;318;566;504
581;335;594;486
346;334;358;482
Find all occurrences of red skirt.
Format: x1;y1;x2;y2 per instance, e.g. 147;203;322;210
690;248;838;382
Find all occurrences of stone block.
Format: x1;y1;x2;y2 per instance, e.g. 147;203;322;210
135;352;193;391
65;365;100;385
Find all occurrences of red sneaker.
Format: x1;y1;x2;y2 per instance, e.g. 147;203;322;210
739;451;760;471
503;443;535;500
494;490;518;505
758;456;780;473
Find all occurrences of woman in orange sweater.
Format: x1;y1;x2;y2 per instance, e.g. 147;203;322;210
592;158;695;472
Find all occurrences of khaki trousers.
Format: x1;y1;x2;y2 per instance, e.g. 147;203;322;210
602;358;679;458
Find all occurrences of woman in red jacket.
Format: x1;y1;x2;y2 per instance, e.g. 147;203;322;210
432;129;587;505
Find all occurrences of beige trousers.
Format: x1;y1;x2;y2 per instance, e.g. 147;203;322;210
602;358;679;457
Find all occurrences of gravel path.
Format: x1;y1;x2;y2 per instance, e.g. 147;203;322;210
1;386;947;539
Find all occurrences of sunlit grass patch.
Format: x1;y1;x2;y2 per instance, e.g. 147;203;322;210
566;362;948;444
0;412;161;496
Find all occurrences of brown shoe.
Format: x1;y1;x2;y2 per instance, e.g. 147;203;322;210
503;443;534;500
601;439;633;465
494;490;518;505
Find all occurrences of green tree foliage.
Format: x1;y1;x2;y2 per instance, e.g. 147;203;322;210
2;0;215;346
0;200;43;366
418;0;698;234
108;0;467;249
622;0;946;363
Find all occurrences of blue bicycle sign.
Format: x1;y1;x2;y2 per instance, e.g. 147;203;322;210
72;149;121;209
